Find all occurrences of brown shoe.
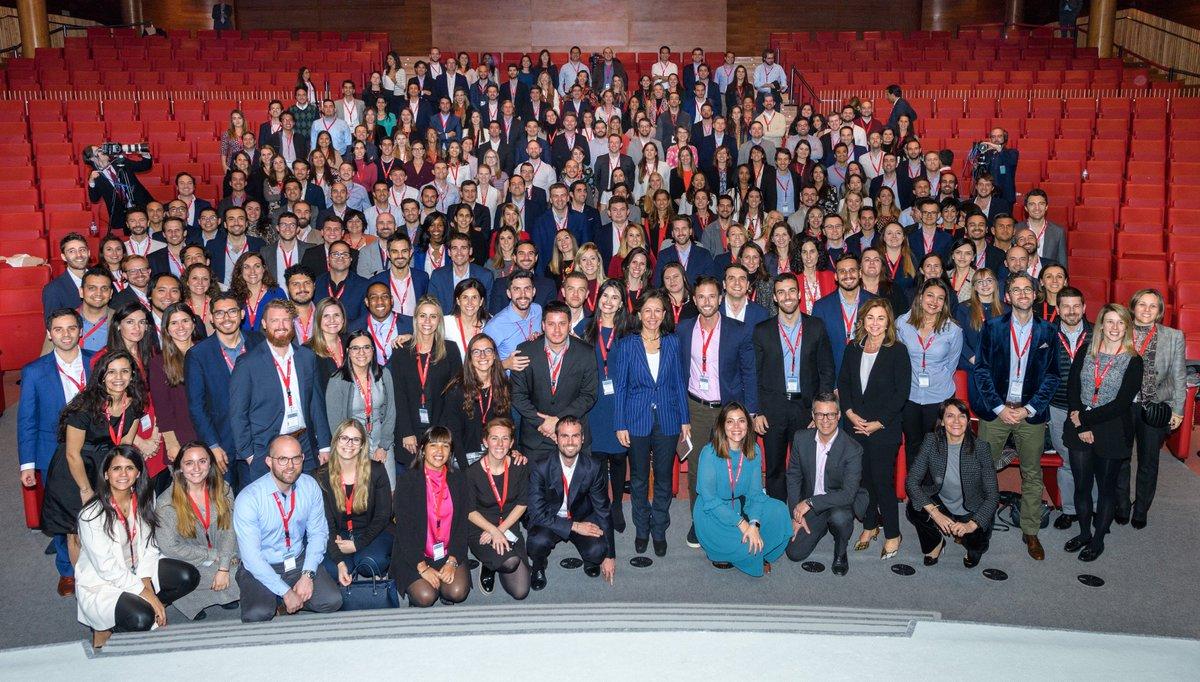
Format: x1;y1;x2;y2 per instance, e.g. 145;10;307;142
56;576;75;597
1023;534;1045;561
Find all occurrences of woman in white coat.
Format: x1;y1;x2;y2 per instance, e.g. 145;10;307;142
76;446;199;650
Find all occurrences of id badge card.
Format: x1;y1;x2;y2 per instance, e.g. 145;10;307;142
432;542;446;561
281;407;303;433
917;372;930;388
283;555;297;572
602;379;615;395
465;450;485;467
698;375;711;391
1007;385;1023;403
503;529;518;542
139;414;152;431
786;378;800;393
418;407;430;425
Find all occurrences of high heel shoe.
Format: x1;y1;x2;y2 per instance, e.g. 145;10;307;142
854;528;879;551
880;534;902;560
923;539;945;566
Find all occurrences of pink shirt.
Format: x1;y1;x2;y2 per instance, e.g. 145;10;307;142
814;431;837;496
424;468;453;559
688;318;721;402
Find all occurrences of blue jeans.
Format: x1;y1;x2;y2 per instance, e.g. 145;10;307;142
322;529;394;580
627;408;678;541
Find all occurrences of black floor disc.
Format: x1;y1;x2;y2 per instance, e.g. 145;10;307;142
982;568;1008;581
891;563;916;576
1078;574;1105;587
629;556;653;568
559;557;583;569
801;561;825;573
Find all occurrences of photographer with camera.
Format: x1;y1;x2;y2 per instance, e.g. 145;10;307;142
85;144;154;234
968;127;1019;205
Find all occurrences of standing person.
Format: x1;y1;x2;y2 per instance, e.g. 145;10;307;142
229;252;288;334
612;290;691;557
1118;289;1187;528
77;447;200;650
810;253;873;377
315;419;394;584
43;233;90;322
442;333;511;471
953;269;1005;370
145;303;200;477
325;332;398;486
510;301;599;461
694;402;791;575
896;279;963;476
229;300;332;481
390;297;463;466
583;280;631;533
466;417;531;599
838;299;912;559
155;443;240;621
305;298;349;397
752;273;836;502
233;435;343;622
390;427;472;607
1064;304;1144;562
483;269;543;365
676;276;759;548
1047;287;1092;530
905;399;998;568
970;273;1060;561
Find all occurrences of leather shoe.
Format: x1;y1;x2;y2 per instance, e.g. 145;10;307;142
634;536;649;554
1064;535;1089;553
612;508;626;534
831;554;849;576
1023;534;1045;561
479;567;495;594
1053;513;1077;530
530;568;547;591
1114;512;1130;525
712;561;734;570
1079;544;1104;562
583;563;601;578
963;552;981;569
686;526;700;548
1131;517;1147;530
923;539;945;566
192;609;208;621
653;539;668;557
56;576;75;597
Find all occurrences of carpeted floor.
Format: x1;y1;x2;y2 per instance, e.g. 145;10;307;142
2;374;1197;649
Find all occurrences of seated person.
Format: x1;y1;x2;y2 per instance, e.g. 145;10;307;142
466;418;531;600
315;419;394;584
391;426;471;607
527;416;615;590
155;442;240;621
233;435;343;622
785;392;863;576
77;446;199;650
905;398;998;568
694;402;791;576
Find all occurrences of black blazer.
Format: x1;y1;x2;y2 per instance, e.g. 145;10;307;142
390;466;470;592
300;243;360;279
905;432;998;531
527;452;613;558
509;337;599;459
1064;351;1144;459
314;460;393;563
389;343;463;463
752;313;835;417
593;153;635;194
837;341;913;447
441;381;508;471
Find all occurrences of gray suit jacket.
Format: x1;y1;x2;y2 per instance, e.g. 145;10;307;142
260;242;312;284
356;240;388;279
325;371;397;453
786;428;862;515
905;432;998;531
1150;325;1187;414
1016;220;1068;266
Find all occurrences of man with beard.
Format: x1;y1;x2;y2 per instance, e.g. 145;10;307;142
285;265;318;344
346;281;413;365
483;268;542;367
369;232;428;318
488;240;556;314
146;272;184;346
261;212;311;287
110;254;153;312
810;254;874;376
42;232;90;321
300;216;358;278
314;240;370;322
149;217;190;277
122;207;163;258
209;206;266;287
356;211;397;278
230;298;331;482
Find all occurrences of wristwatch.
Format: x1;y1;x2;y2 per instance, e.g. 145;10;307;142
300;570;315;580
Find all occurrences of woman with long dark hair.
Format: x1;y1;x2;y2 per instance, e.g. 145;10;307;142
229;251;287;333
585;279;631;532
326;330;398;486
145;303;202;476
441;333;511;471
896;279;963;471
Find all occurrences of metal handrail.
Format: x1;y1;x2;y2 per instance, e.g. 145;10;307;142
0;20;149;57
788;65;818;106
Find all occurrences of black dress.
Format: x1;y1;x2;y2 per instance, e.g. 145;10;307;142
466;459;529;570
389;343;463;465
42;406;143;535
441;382;508;471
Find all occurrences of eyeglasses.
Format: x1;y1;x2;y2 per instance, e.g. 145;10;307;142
271;454;305;466
125;267;151;275
212;308;240;318
470;348;496;357
338;435;364;445
813;412;840;420
1009;286;1035;295
329;252;352;259
348;345;374;353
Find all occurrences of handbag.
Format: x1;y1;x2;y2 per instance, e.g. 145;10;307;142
1141;401;1171;429
339;560;400;611
996;491;1049;530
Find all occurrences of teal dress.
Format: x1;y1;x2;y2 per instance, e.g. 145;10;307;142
694;443;791;576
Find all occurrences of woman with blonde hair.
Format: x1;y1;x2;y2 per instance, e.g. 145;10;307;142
316;418;394;583
219;109;248;172
390;297;463;465
574;242;606;312
548;228;579;285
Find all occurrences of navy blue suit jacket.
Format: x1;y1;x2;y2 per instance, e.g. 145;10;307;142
652;243;717;286
428;264;494;312
528;452;612;551
17;349;94;471
302;182;327;211
429;111;463;144
722;299;770;328
205;233;267;284
314;271;371;322
908;228;953;263
42;272;81;322
228;342;331;466
969;313;1061;424
185;331;264;456
986;148;1020;203
187;197;214;230
810;289;876;377
675;315;758;413
347;311;414;337
530;211;592;275
610;333;690;437
368;268;431;305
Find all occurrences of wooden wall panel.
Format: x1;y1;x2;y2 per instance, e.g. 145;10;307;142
726;0;922;53
920;0;1002;32
142;0;216;31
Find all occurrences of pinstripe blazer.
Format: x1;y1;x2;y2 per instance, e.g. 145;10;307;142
611;333;690;437
905;432;998;531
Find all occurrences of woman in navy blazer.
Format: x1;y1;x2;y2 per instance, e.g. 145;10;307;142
612;289;691;556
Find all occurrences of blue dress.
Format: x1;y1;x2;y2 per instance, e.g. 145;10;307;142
588;326;625;456
693;443;791;576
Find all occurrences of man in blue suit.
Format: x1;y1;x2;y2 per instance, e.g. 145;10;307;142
653;217;716;286
229;298;331;485
42;233;90;322
186;292;264;491
428;97;462;151
206;206;267;287
982;127;1019;204
676;277;759;548
530;183;591;275
368;232;429;318
720;262;770;327
907;197;952;263
428;233;494;312
347;282;414;366
810;254;875;377
969;272;1059;561
314;240;371;322
18;308;93;593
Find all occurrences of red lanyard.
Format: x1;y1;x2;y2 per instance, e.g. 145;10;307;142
245;287;267;327
415;350;431;406
295;308;314;343
390;275;412;313
915;330;935;370
598;326;616;376
369;315;398;361
671;300;684;324
188;488;212;548
1136;324;1156;356
272;490;297;550
104;399;129;446
951;269;969;293
486;458;511;524
225;242;248;265
331;338;345;369
57;361;85;393
517;315;536;342
352;370;374;432
1042;301;1058;322
726;452;744;508
113;496;138;568
699;319;718;374
839;299;858;341
1010;323;1033;378
344;484;356;532
885;253;902;280
79;316;108;346
922;229;935;256
327;279;346;300
586;280;599;311
477;386;493;425
546;346;565;395
167;249;184;275
779;321;803;374
1092;354;1118;406
272;354;294;407
219;342;240;371
1059;331;1086;361
456;316;479;348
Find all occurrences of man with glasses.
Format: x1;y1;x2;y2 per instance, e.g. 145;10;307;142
969;273;1060;561
110;254;153;312
907;197;952;262
315;240;370;323
233;434;342;622
785;392;862;576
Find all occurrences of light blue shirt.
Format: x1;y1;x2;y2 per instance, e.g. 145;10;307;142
752;63;787;93
233;472;329;596
80;314;109;353
778;318;803;389
310;116;353;154
1002;315;1036;415
896;311;964;405
483;303;544;361
558;60;587;95
775;173;795;215
714;63;737;93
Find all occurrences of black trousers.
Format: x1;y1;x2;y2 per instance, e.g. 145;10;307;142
526;524;607;570
785;505;854;562
1117;409;1169;521
1070;446;1123;544
112;558;200;632
857;437;902;539
901;401;942;469
762;399;811;502
906;500;992;558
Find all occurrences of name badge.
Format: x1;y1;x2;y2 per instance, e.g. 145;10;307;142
432;542;446;561
465;450;484;467
139;414;152;431
418;408;430;425
916;372;930;388
698;375;711;392
281;408;303;433
1007;383;1023;403
283;556;297;572
503;529;518;543
786;378;799;393
602;379;615;395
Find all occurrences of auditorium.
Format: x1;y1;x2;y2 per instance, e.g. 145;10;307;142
0;0;1197;676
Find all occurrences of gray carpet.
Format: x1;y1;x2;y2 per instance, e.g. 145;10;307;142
2;374;1198;649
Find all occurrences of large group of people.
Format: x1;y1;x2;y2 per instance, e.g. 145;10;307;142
19;43;1190;648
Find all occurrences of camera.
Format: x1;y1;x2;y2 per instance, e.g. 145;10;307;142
967;141;996;179
99;142;150;165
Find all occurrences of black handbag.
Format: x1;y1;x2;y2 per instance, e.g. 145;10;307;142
339;560;400;611
1141;401;1171;429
